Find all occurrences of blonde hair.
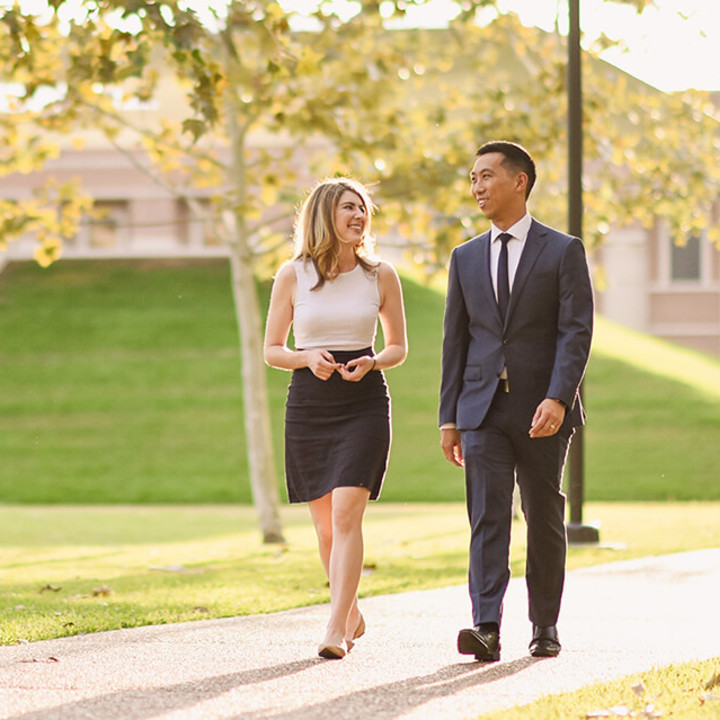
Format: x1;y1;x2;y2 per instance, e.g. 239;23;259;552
293;177;377;289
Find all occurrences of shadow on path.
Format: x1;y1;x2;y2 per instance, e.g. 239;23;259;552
235;656;541;720
11;655;541;720
11;658;321;720
238;657;539;720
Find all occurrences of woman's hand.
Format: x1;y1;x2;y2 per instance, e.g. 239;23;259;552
307;349;339;381
336;355;375;382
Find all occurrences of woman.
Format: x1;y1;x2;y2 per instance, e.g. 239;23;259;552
264;177;407;659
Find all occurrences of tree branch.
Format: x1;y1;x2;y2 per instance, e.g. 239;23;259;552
73;97;227;171
106;134;218;226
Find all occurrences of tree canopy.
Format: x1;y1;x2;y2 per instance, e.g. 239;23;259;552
2;0;718;270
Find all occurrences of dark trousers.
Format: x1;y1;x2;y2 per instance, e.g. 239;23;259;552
461;389;573;629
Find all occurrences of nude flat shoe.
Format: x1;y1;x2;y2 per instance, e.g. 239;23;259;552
352;614;366;640
344;613;366;653
318;642;346;659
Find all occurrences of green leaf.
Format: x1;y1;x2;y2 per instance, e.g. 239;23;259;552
182;118;206;143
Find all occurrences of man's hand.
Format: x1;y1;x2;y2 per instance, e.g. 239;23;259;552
529;398;566;438
440;428;464;467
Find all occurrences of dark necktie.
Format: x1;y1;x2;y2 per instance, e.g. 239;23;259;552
496;232;512;319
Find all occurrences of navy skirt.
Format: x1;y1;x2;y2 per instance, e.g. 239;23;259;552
284;348;391;504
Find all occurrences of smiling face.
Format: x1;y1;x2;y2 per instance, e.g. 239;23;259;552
334;190;368;247
470;152;528;230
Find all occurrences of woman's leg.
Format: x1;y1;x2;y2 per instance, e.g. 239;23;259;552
309;486;369;651
308;492;333;580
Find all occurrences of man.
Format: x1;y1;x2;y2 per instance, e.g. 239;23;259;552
439;141;593;661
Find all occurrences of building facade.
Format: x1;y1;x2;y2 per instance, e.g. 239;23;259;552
597;220;720;356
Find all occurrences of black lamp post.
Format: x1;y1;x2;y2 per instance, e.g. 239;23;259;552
566;0;600;544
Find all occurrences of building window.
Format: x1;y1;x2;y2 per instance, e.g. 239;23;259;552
670;233;701;282
89;200;130;248
196;199;222;246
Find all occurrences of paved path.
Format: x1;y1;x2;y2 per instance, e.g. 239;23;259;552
1;549;719;720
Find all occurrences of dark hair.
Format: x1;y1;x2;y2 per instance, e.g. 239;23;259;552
476;141;536;198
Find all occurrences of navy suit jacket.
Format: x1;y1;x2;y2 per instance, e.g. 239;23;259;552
439;219;594;431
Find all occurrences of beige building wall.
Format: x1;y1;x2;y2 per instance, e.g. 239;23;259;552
0;148;226;261
597;216;720;357
598;226;649;332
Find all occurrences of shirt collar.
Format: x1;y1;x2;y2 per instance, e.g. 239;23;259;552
491;213;532;244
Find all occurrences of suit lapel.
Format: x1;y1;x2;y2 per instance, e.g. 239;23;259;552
506;220;548;324
474;232;500;320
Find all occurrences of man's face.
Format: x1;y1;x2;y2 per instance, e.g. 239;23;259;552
470;152;525;225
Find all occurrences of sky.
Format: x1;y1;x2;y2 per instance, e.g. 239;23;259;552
499;0;720;93
2;0;719;93
315;0;720;92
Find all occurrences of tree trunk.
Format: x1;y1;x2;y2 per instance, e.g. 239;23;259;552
226;213;285;543
219;40;285;543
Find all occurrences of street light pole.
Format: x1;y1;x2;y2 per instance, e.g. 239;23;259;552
566;0;599;544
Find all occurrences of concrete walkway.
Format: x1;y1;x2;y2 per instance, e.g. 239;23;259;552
1;549;719;720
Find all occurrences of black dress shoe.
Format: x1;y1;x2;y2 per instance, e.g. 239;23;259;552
529;625;561;657
457;623;500;662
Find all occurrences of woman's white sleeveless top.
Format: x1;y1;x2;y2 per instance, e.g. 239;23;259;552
292;259;380;350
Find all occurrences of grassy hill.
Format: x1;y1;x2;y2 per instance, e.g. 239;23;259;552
0;258;718;504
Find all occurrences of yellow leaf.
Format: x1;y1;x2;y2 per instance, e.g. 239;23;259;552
296;47;323;76
260;184;278;206
265;3;286;21
34;240;62;268
35;208;56;226
15;155;40;174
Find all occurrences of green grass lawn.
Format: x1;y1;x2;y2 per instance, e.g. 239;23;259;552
480;657;720;719
1;258;719;504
